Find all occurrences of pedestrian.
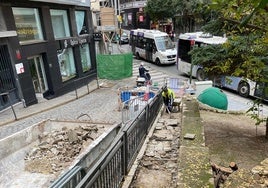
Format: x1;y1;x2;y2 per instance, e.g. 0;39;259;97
162;85;175;113
169;31;175;41
139;62;149;80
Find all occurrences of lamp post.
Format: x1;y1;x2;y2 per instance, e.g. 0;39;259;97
116;0;122;46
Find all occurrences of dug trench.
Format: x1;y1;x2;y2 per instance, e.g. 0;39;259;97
127;97;268;187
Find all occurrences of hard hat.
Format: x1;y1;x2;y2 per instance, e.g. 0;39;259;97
140;62;144;66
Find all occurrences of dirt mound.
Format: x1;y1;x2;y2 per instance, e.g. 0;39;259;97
201;110;268;187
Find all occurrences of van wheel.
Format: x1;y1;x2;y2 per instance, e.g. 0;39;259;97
155;58;161;65
238;82;249;97
196;69;205;81
136;52;140;60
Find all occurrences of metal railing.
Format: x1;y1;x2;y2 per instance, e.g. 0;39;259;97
121;95;148;124
77;91;162;188
50;166;85;188
50;90;163;188
0;92;17;120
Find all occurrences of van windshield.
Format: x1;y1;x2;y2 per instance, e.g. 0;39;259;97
155;36;174;51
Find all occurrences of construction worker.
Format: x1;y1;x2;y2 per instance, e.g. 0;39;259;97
162;85;175;113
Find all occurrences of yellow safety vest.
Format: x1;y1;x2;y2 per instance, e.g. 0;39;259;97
162;89;175;99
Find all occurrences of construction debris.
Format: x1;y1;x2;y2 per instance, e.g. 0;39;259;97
24;125;105;174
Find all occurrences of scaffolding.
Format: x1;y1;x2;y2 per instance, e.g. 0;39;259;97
91;0;121;54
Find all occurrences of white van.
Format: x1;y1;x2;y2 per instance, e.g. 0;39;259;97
129;29;176;65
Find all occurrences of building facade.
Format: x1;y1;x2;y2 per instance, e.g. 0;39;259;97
120;0;150;30
0;0;97;111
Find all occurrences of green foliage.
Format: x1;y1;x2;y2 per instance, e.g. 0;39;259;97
193;0;268;134
193;0;268;81
189;33;268;82
189;44;229;76
201;18;225;36
144;0;178;22
209;0;268;35
246;99;267;126
174;0;216;33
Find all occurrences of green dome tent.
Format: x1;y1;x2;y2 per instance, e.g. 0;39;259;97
197;87;228;110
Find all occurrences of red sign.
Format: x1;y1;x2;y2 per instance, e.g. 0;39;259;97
16;50;21;60
139;15;144;22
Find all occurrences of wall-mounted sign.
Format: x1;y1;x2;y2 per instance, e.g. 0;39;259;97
16;50;21;60
15;63;24;74
93;32;102;41
59;36;89;49
121;1;146;10
16;25;38;41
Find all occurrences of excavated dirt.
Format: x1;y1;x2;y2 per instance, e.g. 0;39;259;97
130;106;268;187
201;110;268;169
201;110;268;187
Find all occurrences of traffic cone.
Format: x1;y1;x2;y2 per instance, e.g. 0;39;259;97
144;84;149;101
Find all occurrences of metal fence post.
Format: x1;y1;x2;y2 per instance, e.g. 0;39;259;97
122;130;128;176
73;80;78;99
1;92;17;120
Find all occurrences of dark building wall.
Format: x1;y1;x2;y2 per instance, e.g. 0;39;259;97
121;8;150;30
0;1;97;107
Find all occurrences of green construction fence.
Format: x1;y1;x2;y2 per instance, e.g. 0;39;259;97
97;53;133;80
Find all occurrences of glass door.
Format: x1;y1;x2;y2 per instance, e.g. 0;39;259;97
28;55;48;93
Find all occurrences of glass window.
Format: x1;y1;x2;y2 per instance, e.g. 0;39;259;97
50;9;70;38
12;7;44;43
128;13;132;25
122;13;128;26
75;11;88;35
155;36;174;51
79;44;92;72
57;48;76;81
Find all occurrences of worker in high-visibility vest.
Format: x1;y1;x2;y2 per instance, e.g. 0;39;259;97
162;85;175;113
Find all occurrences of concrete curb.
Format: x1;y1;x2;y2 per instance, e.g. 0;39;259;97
178;97;212;187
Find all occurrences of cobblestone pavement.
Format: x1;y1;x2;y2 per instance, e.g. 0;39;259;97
0;45;125;139
0;44;172;140
0;43;255;141
0;78;130;139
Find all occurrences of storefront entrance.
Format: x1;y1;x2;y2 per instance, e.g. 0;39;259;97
28;55;48;94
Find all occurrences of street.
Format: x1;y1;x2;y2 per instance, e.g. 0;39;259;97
126;44;268;116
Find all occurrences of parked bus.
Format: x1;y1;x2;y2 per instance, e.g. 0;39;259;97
129;29;176;65
176;32;268;100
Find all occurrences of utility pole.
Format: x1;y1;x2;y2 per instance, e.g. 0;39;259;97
117;0;122;46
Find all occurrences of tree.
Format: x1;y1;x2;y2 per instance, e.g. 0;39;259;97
191;0;268;138
144;0;177;23
144;0;217;34
190;0;268;84
173;0;216;33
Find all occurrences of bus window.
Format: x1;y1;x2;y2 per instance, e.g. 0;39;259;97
155;36;173;51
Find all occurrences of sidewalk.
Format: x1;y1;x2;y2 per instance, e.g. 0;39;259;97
0;76;138;141
0;80;99;127
0;45;134;139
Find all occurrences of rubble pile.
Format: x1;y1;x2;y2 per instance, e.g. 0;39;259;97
25;125;105;174
130;117;181;188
